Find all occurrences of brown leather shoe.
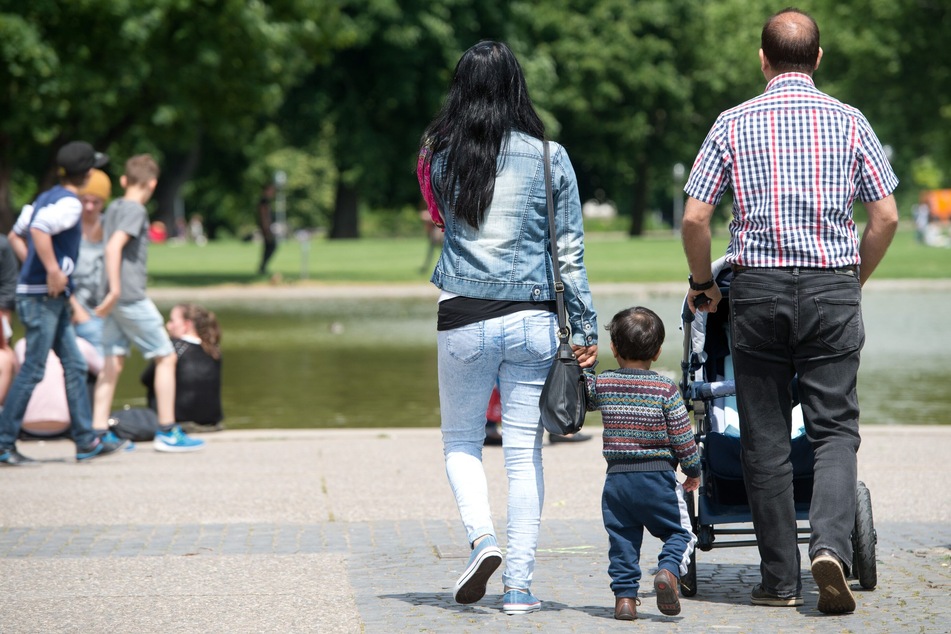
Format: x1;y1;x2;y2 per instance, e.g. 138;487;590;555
614;597;638;620
654;569;681;616
811;549;856;614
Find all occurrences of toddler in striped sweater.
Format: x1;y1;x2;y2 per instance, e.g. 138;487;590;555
585;306;700;621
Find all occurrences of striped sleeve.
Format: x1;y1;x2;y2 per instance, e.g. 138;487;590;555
663;382;700;477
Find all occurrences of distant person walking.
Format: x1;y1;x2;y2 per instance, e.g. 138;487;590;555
0;141;128;466
257;183;277;275
681;8;899;615
418;41;598;616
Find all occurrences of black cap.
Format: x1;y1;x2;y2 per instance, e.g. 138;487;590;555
56;141;109;176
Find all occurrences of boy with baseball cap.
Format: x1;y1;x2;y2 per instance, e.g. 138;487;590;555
0;141;129;466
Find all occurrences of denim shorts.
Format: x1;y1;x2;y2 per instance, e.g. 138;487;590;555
102;299;174;359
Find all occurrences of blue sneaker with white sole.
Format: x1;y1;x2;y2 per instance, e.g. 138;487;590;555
453;535;502;604
153;425;205;453
502;589;541;615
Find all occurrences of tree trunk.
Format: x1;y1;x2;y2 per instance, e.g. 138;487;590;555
153;140;202;238
330;181;359;239
628;155;651;237
0;162;14;234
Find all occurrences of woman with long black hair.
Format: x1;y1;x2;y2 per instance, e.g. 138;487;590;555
418;41;598;615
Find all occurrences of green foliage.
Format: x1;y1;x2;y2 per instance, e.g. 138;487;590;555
2;1;950;237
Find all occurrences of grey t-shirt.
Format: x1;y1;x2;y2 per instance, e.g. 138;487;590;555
102;198;149;303
73;237;105;311
0;234;18;311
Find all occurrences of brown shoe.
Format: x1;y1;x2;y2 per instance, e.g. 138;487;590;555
811;549;856;614
614;597;639;620
654;569;681;616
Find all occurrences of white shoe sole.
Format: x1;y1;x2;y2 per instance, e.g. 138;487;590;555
453;545;502;604
153;439;205;453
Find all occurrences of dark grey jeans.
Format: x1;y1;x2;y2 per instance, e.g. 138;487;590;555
729;266;863;598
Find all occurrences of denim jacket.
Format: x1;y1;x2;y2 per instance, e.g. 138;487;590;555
430;131;597;346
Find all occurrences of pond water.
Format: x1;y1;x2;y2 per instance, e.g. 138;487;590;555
114;287;948;429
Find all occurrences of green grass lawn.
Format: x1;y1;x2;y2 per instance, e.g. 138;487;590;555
146;223;950;287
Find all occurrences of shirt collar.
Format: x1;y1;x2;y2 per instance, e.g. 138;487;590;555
765;72;816;92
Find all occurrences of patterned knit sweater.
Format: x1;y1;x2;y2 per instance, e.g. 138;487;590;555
584;368;701;476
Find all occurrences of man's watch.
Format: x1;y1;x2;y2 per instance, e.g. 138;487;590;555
688;275;715;291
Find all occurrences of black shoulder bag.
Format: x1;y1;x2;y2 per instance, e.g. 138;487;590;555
538;142;587;436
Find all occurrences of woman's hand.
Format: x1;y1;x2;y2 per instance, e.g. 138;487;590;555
571;344;598;368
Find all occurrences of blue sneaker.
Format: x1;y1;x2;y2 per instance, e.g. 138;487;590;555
453;535;502;604
101;430;136;452
0;447;39;467
77;435;130;462
153;425;205;453
502;589;541;615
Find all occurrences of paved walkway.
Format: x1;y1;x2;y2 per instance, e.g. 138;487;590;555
1;426;949;633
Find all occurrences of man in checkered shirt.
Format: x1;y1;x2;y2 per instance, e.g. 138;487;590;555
681;8;898;616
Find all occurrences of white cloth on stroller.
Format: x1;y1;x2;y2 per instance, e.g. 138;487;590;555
690;257;805;439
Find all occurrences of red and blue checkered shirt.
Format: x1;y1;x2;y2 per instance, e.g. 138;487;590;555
684;73;899;268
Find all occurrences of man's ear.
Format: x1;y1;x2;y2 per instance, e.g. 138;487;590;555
759;48;769;74
120;175;128;189
815;46;823;71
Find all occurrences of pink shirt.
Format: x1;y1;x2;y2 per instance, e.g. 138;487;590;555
15;338;103;436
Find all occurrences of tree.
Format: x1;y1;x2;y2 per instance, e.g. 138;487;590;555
283;0;514;238
515;0;705;235
0;1;347;232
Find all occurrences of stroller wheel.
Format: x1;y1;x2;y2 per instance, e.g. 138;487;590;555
851;481;877;590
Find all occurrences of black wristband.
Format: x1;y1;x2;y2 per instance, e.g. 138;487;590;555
689;275;714;291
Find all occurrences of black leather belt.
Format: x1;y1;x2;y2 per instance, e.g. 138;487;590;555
731;264;858;275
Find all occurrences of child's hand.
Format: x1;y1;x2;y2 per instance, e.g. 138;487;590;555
682;476;700;492
94;292;119;318
72;303;90;324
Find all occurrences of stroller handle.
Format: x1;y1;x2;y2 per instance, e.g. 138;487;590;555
682;301;696;324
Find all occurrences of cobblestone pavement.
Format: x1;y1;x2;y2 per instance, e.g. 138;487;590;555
1;427;949;633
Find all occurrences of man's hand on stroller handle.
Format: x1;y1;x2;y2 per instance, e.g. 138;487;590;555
687;285;722;314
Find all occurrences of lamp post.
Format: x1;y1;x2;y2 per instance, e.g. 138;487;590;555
672;162;685;232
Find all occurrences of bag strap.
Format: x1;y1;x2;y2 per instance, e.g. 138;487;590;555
543;141;570;345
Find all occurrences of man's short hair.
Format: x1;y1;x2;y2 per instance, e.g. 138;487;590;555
124;154;160;186
761;8;820;74
608;306;665;362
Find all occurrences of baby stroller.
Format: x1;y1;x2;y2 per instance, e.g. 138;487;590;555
677;257;877;597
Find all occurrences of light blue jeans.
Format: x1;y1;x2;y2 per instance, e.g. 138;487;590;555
438;309;557;592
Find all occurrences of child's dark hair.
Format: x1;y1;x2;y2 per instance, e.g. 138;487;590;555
607;306;665;361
